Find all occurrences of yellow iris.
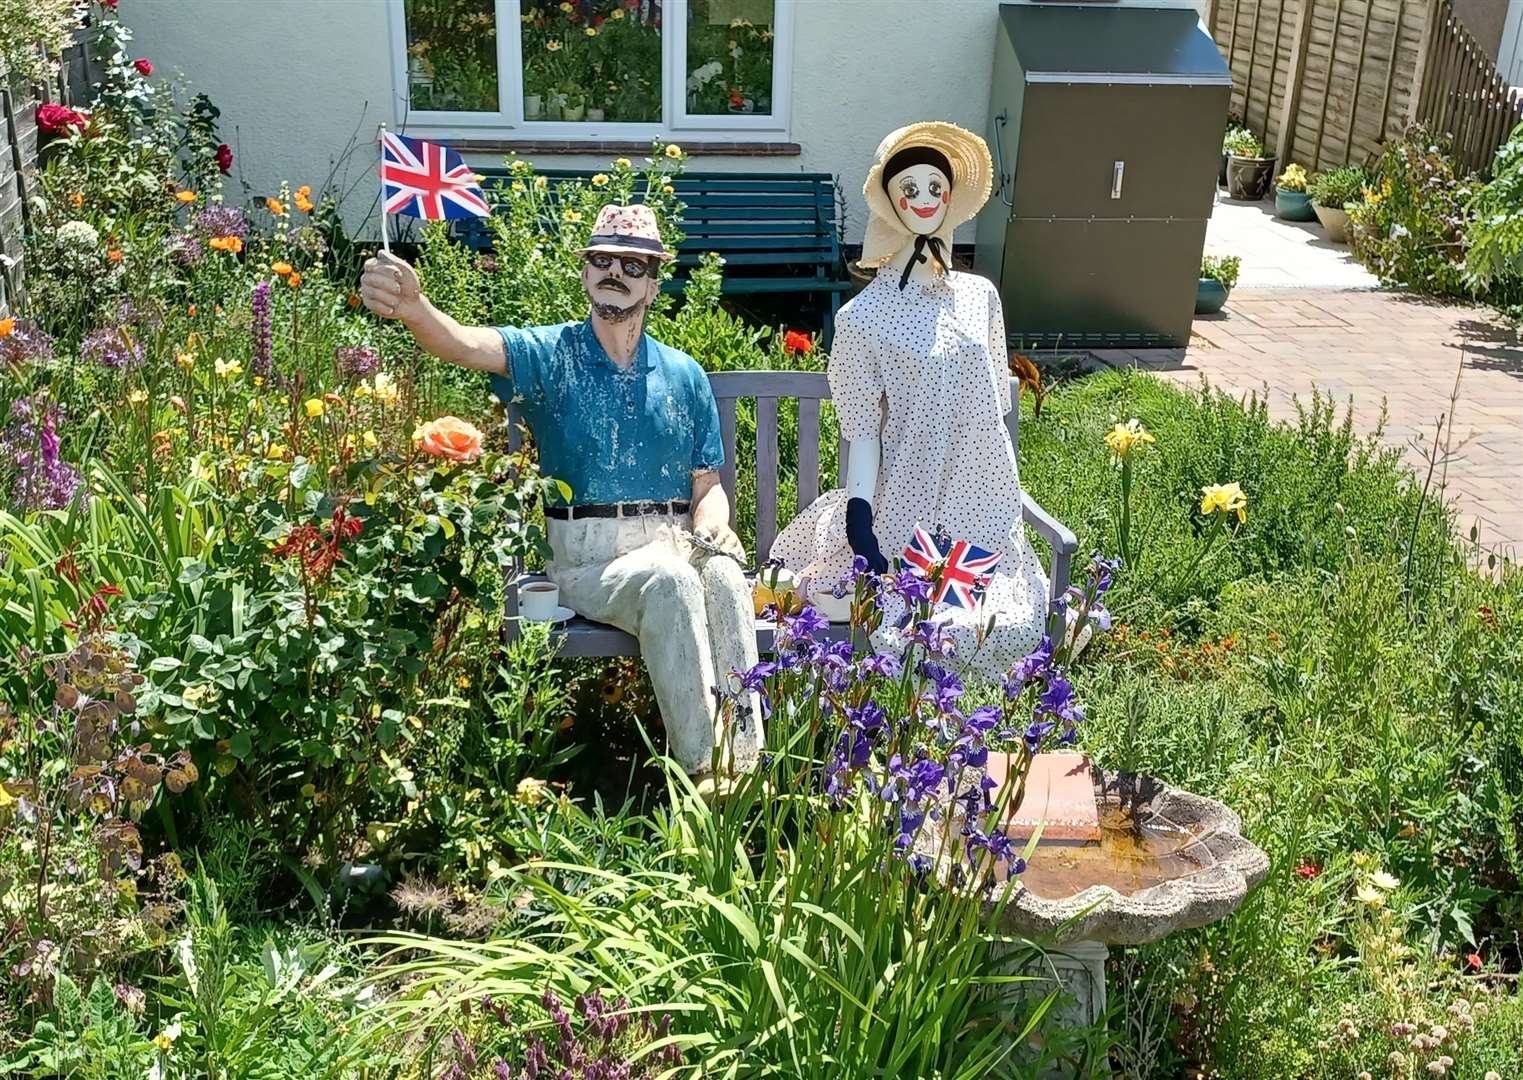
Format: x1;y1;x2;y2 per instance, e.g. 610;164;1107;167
1103;418;1155;460
1199;482;1248;523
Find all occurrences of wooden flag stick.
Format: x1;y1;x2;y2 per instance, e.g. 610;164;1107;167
377;123;391;255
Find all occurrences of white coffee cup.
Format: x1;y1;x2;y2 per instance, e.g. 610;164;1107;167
520;581;561;622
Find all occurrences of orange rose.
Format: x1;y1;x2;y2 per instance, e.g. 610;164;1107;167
414;416;484;463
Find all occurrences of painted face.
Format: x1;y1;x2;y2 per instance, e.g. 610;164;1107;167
581;251;659;322
888;163;951;235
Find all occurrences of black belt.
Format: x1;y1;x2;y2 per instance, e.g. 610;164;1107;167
545;499;690;520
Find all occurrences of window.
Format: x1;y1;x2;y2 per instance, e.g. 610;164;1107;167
390;0;792;139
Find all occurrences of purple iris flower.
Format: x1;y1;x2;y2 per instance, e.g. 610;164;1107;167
894;805;926;851
890;569;933;606
1090;603;1113;631
857;652;902;679
1039;673;1074;716
782;605;829;643
965;706;1001;736
846;701;887;735
1006;636;1054;694
1024;718;1056;754
920;661;963;712
908;620;955;656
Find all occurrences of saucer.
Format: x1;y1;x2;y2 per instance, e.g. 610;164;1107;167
522;605;575;625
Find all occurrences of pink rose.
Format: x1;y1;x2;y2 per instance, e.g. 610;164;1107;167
133;58;153;77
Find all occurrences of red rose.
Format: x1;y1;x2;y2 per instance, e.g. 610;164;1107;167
102;0;119;8
215;143;233;175
133;58;153;77
782;329;814;356
36;102;88;137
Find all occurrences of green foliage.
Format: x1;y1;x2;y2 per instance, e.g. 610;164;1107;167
1307;165;1368;210
1199;254;1240;291
1464;121;1523;297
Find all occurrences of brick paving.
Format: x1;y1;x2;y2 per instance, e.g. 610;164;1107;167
1094;289;1523;563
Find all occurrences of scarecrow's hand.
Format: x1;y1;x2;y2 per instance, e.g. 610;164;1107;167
360;251;423;322
845;498;889;575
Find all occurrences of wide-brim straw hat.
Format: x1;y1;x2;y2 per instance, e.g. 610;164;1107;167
577;202;674;262
860;121;993;268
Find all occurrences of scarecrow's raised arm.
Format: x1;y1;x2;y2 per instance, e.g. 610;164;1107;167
359;251;505;374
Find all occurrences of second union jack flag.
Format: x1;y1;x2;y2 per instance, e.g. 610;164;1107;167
901;525;1003;610
380;132;490;221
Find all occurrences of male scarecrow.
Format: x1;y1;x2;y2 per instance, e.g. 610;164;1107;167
360;204;761;790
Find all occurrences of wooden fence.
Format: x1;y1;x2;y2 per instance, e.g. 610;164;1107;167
1210;0;1523;177
0;34;100;315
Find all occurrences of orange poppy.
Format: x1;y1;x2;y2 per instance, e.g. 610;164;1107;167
271;261;293;276
208;235;243;254
295;185;315;212
287;271;303;288
266;197;286;215
175;190;197;204
107;249;123;263
0;317;14;337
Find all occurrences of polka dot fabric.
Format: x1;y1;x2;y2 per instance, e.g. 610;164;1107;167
769;268;1048;684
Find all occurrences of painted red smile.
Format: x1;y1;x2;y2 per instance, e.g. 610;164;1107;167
910;205;940;219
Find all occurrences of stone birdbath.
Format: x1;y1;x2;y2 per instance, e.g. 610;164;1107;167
954;753;1270;1033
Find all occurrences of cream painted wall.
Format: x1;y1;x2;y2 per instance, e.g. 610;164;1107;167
126;0;1212;247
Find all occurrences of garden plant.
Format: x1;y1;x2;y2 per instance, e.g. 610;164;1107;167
1;6;1520;1079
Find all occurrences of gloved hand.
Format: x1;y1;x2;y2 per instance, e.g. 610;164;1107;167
845;497;889;574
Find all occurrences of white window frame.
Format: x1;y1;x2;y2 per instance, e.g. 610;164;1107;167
386;0;791;142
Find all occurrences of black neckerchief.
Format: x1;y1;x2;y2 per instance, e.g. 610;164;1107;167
898;234;948;291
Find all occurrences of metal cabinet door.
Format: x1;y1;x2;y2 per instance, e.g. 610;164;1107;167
1000;217;1207;348
1012;82;1228;222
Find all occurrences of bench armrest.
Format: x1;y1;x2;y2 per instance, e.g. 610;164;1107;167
1021;490;1078;638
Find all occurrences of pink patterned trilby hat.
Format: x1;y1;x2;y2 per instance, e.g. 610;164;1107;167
577;203;674;261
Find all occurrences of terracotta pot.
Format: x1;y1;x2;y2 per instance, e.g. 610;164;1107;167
1226;154;1276;200
1313;202;1351;243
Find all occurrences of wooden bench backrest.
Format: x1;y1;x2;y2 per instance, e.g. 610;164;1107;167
459;170;841;271
508;370;1024;562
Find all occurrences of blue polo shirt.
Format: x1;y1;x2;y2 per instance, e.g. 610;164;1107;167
490;321;725;506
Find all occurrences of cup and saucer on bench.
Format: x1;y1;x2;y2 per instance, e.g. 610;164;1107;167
519;580;575;625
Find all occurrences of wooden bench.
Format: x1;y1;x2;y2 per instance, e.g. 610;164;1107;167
454;170;851;346
504;371;1079;657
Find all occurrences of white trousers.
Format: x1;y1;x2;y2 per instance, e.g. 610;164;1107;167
546;514;763;775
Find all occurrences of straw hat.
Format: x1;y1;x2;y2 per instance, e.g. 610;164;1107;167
577;203;674;262
860;121;993;268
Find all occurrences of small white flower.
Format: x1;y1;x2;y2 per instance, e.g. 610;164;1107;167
56;220;100;248
1390;223;1410;239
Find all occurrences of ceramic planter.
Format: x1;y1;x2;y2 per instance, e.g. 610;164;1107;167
1274;187;1316;221
1313;202;1351;243
1196;277;1229;314
562;102;586;122
1226;154;1276;200
586;108;605;122
524;93;544;119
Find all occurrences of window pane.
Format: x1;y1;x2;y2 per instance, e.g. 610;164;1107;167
404;0;500;113
520;0;663;123
685;0;775;116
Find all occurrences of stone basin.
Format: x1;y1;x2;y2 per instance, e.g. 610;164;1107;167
986;755;1270;947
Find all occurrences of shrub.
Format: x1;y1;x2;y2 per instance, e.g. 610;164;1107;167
1307;165;1367;210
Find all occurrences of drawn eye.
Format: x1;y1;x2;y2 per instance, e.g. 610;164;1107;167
928;178;943;199
898;178;919;200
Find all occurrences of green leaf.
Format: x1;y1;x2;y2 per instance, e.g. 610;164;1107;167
147;656;182;672
230;731;252;759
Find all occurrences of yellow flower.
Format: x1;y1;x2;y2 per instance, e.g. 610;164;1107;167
510;180;526;193
546;39;562;51
176;351;195;370
214;358;243;379
564;209;583;223
509;159;531;175
175;190;197;204
372;371;400;405
662;183;675;194
610;6;624;17
534;176;548;190
591;173;609;186
1199;482;1248;523
1370;870;1400;891
1103;418;1155;460
614;156;631;167
664;143;683;159
127;389;148;405
305;398;325;418
153;1022;180;1051
266;443;287;460
1355;883;1386;908
585;26;597;35
362;430;378;449
559;0;571;9
516;777;548;807
266;197;286;216
727;39;737;49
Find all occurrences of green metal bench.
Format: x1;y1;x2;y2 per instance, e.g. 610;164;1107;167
454;170;851;346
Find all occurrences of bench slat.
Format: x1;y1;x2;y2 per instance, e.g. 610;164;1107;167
719;394;738;526
676;251;835;267
755;397;779;561
710;370;830;398
678;221;831;237
797;397;821;513
675;235;833;251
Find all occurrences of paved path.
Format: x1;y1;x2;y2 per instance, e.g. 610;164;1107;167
1204;195;1380;289
1095;289;1523;563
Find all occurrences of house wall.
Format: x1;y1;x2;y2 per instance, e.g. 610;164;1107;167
1455;0;1509;58
125;0;1209;247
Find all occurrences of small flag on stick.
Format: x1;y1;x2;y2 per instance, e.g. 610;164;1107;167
902;525;1002;610
377;126;489;253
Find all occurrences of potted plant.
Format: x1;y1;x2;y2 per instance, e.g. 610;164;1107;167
1307;166;1367;243
1221;119;1246;186
1274;163;1315;221
1196;254;1240;314
560;86;585;123
1224;128;1276;201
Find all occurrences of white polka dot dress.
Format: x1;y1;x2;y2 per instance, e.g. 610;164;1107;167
769;268;1049;684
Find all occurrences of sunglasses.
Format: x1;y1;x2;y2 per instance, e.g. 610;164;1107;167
585;252;655;279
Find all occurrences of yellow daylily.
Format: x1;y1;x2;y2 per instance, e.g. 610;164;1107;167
305;398;326;418
1103;418;1155;460
266;443;287;460
1200;482;1248;523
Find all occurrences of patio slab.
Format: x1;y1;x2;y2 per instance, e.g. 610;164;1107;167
1204;195;1380;290
1095;289;1523;563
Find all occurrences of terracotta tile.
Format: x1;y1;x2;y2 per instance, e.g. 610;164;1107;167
997;753;1102;844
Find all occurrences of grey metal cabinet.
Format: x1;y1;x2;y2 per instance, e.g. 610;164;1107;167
974;3;1231;348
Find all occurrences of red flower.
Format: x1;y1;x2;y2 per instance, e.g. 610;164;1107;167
1294;863;1321;879
591;14;604;25
1466;951;1483;970
101;0;119;8
782;329;814;356
132;57;154;77
215;143;233;175
36;102;88;137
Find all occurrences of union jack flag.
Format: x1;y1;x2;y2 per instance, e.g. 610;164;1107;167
901;525;1003;610
380;132;490;221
